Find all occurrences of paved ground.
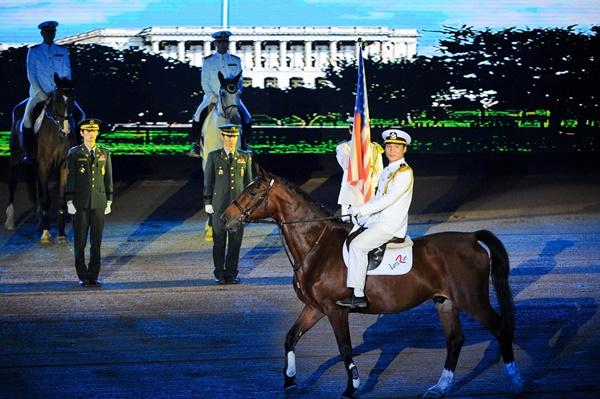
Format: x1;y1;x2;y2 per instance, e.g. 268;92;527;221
1;172;600;398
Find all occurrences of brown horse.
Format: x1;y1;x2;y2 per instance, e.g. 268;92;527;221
5;74;79;243
221;166;524;398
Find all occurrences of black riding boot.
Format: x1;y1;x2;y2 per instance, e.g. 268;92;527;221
188;121;202;157
19;126;34;165
188;108;209;157
241;122;252;151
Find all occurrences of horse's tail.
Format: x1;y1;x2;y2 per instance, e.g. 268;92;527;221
475;229;515;338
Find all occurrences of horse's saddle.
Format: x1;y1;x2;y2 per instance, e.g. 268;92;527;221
13;99;46;134
343;227;414;275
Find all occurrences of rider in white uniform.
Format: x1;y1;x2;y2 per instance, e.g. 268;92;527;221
337;129;414;309
336;121;384;220
189;30;251;156
20;20;71;164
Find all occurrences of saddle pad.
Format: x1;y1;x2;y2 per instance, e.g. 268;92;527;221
33;106;46;133
342;237;413;276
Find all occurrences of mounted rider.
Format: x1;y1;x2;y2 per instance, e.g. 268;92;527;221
20;20;72;164
337;129;414;309
189;30;251;156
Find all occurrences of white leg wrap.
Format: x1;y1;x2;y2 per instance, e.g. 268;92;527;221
4;204;15;230
424;369;454;398
504;361;524;393
349;363;360;389
286;351;296;377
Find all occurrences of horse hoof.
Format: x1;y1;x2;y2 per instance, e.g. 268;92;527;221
422;387;447;398
57;236;67;244
4;221;15;230
40;230;51;244
4;205;15;230
283;383;297;392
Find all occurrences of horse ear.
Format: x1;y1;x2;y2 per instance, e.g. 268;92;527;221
255;162;271;179
233;71;242;84
218;71;225;85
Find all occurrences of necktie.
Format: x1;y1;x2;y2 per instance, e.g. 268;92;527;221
90;149;95;163
228;153;233;164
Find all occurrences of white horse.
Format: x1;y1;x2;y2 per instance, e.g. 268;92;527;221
201;71;244;240
200;71;243;171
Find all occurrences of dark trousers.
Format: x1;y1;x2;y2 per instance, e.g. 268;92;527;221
74;208;105;281
212;213;244;280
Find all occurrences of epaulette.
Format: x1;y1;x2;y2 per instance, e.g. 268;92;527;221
204;53;215;59
372;142;384;154
398;164;412;172
30;44;40;48
231;54;241;60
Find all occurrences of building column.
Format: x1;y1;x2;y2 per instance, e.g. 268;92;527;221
304;41;313;69
151;40;160;54
329;40;337;67
254;40;262;69
177;41;186;61
279;40;288;70
203;41;212;57
229;40;237;54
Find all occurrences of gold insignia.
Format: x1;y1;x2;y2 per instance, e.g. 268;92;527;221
101;166;105;175
218;167;224;175
79;167;85;174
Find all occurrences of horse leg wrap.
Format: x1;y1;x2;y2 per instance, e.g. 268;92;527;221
285;351;296;377
504;361;524;392
425;368;454;396
349;363;360;389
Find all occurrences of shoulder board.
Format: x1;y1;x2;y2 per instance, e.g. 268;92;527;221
55;44;66;49
230;54;241;60
372;142;384;153
30;44;40;49
205;54;215;59
398;164;412;172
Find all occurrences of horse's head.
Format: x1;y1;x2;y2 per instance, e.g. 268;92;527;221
47;73;75;137
222;163;275;231
216;71;242;125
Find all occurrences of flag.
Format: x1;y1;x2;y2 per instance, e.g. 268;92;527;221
347;43;375;203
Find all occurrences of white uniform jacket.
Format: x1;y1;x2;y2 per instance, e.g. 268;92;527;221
336;140;383;206
197;52;243;112
359;158;413;237
27;43;71;98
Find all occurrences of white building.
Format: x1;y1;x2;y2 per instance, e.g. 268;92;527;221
58;26;419;88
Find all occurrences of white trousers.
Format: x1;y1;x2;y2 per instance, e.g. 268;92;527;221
22;93;46;128
347;225;394;291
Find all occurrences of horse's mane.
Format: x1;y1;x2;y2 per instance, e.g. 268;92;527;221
272;174;333;218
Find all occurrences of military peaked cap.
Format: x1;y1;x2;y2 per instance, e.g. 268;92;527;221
382;129;411;145
218;123;240;136
38;21;59;30
211;30;232;40
79;118;101;131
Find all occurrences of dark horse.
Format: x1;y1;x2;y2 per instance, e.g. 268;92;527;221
4;74;79;243
222;166;524;398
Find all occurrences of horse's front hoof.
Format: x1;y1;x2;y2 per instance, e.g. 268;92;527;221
56;235;67;244
4;220;15;230
341;390;356;399
40;230;51;244
283;375;297;392
422;386;448;398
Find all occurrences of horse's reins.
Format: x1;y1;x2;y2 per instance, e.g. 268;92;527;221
231;178;347;272
44;93;73;137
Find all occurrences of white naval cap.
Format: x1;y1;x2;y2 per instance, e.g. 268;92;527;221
38;21;58;30
211;30;232;40
381;129;411;145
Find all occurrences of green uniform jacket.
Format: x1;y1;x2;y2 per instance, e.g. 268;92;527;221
204;149;252;213
65;144;113;210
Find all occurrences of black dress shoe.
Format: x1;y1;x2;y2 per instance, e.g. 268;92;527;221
225;277;240;285
336;295;368;308
79;280;90;287
88;279;102;287
215;278;226;285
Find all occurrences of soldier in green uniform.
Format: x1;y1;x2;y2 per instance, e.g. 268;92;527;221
65;118;113;287
204;123;253;284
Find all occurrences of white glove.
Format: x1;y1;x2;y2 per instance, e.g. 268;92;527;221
205;204;214;214
67;201;76;215
104;201;112;215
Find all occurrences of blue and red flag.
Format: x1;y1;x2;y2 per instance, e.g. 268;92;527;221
347;43;375;203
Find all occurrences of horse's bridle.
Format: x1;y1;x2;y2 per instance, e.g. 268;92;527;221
44;90;73;137
232;178;274;223
217;83;240;121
